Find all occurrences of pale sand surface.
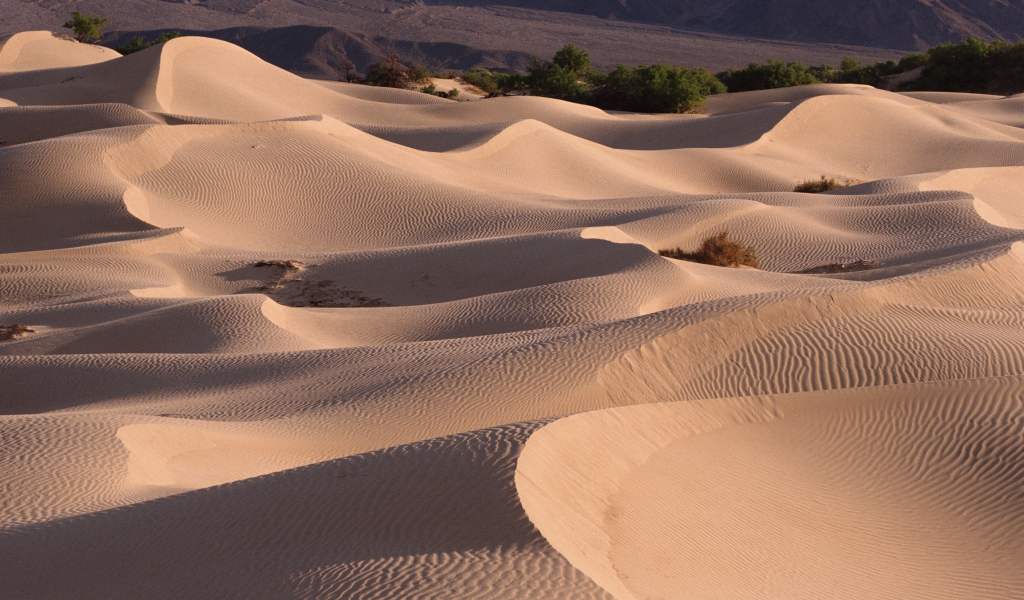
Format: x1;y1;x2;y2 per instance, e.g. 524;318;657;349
0;32;1022;599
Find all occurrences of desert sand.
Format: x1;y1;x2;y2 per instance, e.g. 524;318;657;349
0;31;1022;599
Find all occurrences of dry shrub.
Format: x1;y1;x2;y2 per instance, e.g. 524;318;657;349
659;231;760;268
794;176;851;193
0;323;35;341
797;259;879;274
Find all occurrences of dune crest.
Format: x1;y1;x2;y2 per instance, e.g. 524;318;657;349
1;34;1023;599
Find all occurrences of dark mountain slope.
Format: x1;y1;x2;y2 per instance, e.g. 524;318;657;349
103;26;534;79
413;0;1024;49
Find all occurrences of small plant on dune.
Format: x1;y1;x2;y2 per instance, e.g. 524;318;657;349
659;232;760;269
420;83;438;95
794;176;852;193
0;323;35;342
114;31;180;55
63;11;108;43
440;87;460;100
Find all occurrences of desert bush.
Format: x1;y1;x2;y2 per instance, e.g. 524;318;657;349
460;67;500;93
525;44;599;102
439;88;460;100
659;232;760;268
420;83;438;95
114;31;180;55
366;53;408;88
115;36;147;55
339;60;359;83
907;38;1024;94
716;60;819;92
406;64;431;83
592;63;725;113
794;176;850;193
63;11;108;43
0;323;35;341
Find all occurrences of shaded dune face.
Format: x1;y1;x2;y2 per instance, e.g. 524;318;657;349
0;33;1022;600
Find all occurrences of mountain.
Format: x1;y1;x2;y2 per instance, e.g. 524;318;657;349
103;26;535;79
0;0;907;77
412;0;1024;50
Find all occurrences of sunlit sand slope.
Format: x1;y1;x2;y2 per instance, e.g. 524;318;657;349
517;378;1024;600
2;33;1024;599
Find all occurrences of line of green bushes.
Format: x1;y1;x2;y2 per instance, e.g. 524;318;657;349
716;38;1024;95
458;38;1024;112
461;45;724;113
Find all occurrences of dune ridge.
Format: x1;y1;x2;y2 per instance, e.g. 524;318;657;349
1;32;1022;599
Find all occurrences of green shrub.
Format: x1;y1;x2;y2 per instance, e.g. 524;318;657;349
63;11;107;43
366;53;408;88
115;36;147;55
593;63;724;113
794;176;850;193
443;88;460;100
407;64;431;83
717;60;819;92
908;38;1024;94
660;232;760;268
420;83;438;95
461;68;500;93
461;68;526;94
114;31;180;55
525;44;599;102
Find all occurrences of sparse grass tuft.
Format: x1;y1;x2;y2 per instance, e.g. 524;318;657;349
796;259;879;274
659;231;760;268
794;176;851;193
0;323;35;341
255;259;305;271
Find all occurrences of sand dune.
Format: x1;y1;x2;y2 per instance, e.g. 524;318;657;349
1;33;1023;599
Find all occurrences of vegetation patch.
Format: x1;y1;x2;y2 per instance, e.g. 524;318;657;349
245;260;390;308
63;11;107;43
115;31;181;55
796;260;880;274
794;176;854;193
659;232;760;269
0;324;35;341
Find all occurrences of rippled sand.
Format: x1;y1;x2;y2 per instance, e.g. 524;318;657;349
1;31;1022;600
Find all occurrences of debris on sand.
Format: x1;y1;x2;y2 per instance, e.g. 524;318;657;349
796;259;880;274
0;323;35;341
245;261;390;307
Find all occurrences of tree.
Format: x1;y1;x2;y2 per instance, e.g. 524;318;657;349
525;44;597;102
840;56;860;71
340;60;358;83
63;11;108;43
551;44;591;76
366;53;408;88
